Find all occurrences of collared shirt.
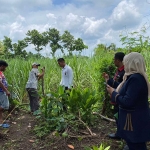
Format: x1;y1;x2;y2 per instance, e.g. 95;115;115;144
60;65;73;88
0;71;8;92
26;68;39;89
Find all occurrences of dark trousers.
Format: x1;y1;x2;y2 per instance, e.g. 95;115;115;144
62;86;73;111
127;141;147;150
26;88;39;112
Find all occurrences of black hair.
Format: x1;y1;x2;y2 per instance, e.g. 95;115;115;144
114;52;125;62
57;58;65;62
0;60;8;67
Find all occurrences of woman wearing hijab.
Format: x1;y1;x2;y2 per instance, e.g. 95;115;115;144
106;52;150;150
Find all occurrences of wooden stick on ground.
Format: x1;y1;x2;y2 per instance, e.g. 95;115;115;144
78;111;95;136
93;112;115;122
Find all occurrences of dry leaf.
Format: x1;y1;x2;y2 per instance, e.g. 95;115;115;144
12;122;17;124
68;144;74;149
29;140;34;143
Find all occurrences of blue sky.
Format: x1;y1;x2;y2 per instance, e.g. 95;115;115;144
0;0;150;56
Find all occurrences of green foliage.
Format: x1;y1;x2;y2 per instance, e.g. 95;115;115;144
25;29;43;53
40;86;67;118
67;88;98;123
85;144;110;150
13;40;28;58
45;28;62;57
0;41;4;55
3;36;13;58
120;25;150;53
98;58;116;116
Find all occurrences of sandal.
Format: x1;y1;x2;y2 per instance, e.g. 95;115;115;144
1;123;10;128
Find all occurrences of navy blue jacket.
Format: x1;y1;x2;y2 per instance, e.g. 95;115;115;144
111;73;150;143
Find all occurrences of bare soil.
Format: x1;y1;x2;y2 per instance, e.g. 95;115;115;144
0;109;150;150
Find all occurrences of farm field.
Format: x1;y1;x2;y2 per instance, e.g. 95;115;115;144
1;50;150;150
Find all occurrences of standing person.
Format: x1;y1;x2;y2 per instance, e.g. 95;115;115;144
0;60;10;125
103;52;125;139
57;58;73;91
57;58;73;110
26;63;45;113
107;52;150;150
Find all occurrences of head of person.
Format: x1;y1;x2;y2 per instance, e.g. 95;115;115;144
114;52;125;67
32;62;40;68
0;60;8;71
123;52;146;74
57;58;65;68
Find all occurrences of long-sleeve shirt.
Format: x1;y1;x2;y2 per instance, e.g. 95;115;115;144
60;65;73;88
111;73;150;143
107;65;125;88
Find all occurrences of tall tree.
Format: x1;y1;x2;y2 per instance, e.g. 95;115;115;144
46;28;62;57
73;38;88;54
61;30;75;55
94;44;107;56
25;29;43;54
13;40;28;58
3;36;13;58
107;43;116;51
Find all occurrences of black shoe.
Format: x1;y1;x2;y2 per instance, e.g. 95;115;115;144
108;133;121;140
123;145;129;150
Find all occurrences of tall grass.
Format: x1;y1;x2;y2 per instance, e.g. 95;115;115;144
4;50;150;104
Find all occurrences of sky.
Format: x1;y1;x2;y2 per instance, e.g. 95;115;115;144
0;0;150;56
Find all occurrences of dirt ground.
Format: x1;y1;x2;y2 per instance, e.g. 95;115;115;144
0;109;150;150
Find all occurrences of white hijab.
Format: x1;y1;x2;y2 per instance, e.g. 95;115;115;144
116;52;150;97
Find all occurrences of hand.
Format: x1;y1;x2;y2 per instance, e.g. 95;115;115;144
102;72;109;81
6;90;11;97
41;67;45;72
106;84;115;95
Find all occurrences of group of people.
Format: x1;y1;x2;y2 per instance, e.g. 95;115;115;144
0;58;73;124
103;52;150;150
0;52;150;150
26;58;73;113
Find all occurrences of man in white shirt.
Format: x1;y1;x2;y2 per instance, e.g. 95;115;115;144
58;58;73;91
26;62;45;112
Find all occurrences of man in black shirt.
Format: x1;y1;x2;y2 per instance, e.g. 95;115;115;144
103;52;125;140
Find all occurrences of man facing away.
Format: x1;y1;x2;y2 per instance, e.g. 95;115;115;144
57;58;73;91
0;60;10;124
26;62;45;113
103;52;125;140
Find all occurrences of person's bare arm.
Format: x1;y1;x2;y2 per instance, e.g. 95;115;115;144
0;81;10;96
38;67;45;80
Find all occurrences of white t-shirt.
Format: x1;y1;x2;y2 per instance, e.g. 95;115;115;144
60;65;73;88
26;68;39;89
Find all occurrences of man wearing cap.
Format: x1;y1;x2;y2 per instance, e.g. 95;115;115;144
26;62;45;113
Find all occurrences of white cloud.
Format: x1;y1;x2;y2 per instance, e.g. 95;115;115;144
17;15;25;22
110;0;142;30
46;13;56;19
82;17;107;35
0;0;150;55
